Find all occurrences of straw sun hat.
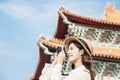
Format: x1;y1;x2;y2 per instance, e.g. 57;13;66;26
64;36;93;58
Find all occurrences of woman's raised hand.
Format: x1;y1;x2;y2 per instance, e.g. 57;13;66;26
57;50;66;64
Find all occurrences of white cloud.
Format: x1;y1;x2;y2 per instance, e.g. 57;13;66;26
0;2;57;21
0;2;57;34
0;3;39;20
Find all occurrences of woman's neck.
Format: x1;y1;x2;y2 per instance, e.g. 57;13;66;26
74;59;83;68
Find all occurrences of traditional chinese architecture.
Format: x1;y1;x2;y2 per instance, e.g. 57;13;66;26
32;2;120;80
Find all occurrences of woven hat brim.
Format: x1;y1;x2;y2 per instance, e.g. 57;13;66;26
64;36;92;58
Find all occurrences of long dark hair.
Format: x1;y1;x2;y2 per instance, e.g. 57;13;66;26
69;41;96;80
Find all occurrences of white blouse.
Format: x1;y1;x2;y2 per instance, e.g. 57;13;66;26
39;63;91;80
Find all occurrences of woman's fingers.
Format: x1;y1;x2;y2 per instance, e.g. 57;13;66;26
52;50;66;65
58;50;65;58
57;50;65;64
54;53;58;58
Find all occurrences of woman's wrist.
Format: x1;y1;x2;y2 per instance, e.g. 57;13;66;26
57;59;64;65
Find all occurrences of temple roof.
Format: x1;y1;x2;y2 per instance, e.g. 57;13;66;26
54;6;120;39
57;6;120;29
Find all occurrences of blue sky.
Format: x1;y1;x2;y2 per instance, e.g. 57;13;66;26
0;0;120;80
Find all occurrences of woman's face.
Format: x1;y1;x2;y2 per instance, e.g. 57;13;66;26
67;43;83;63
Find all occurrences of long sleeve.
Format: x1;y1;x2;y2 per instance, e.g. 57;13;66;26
39;64;91;80
40;63;66;80
39;63;54;80
50;66;91;80
50;64;63;80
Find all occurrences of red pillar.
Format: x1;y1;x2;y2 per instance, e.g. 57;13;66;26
33;47;50;80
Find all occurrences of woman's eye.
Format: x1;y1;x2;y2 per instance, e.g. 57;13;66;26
70;47;73;50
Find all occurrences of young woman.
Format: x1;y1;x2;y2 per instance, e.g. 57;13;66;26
29;36;96;80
